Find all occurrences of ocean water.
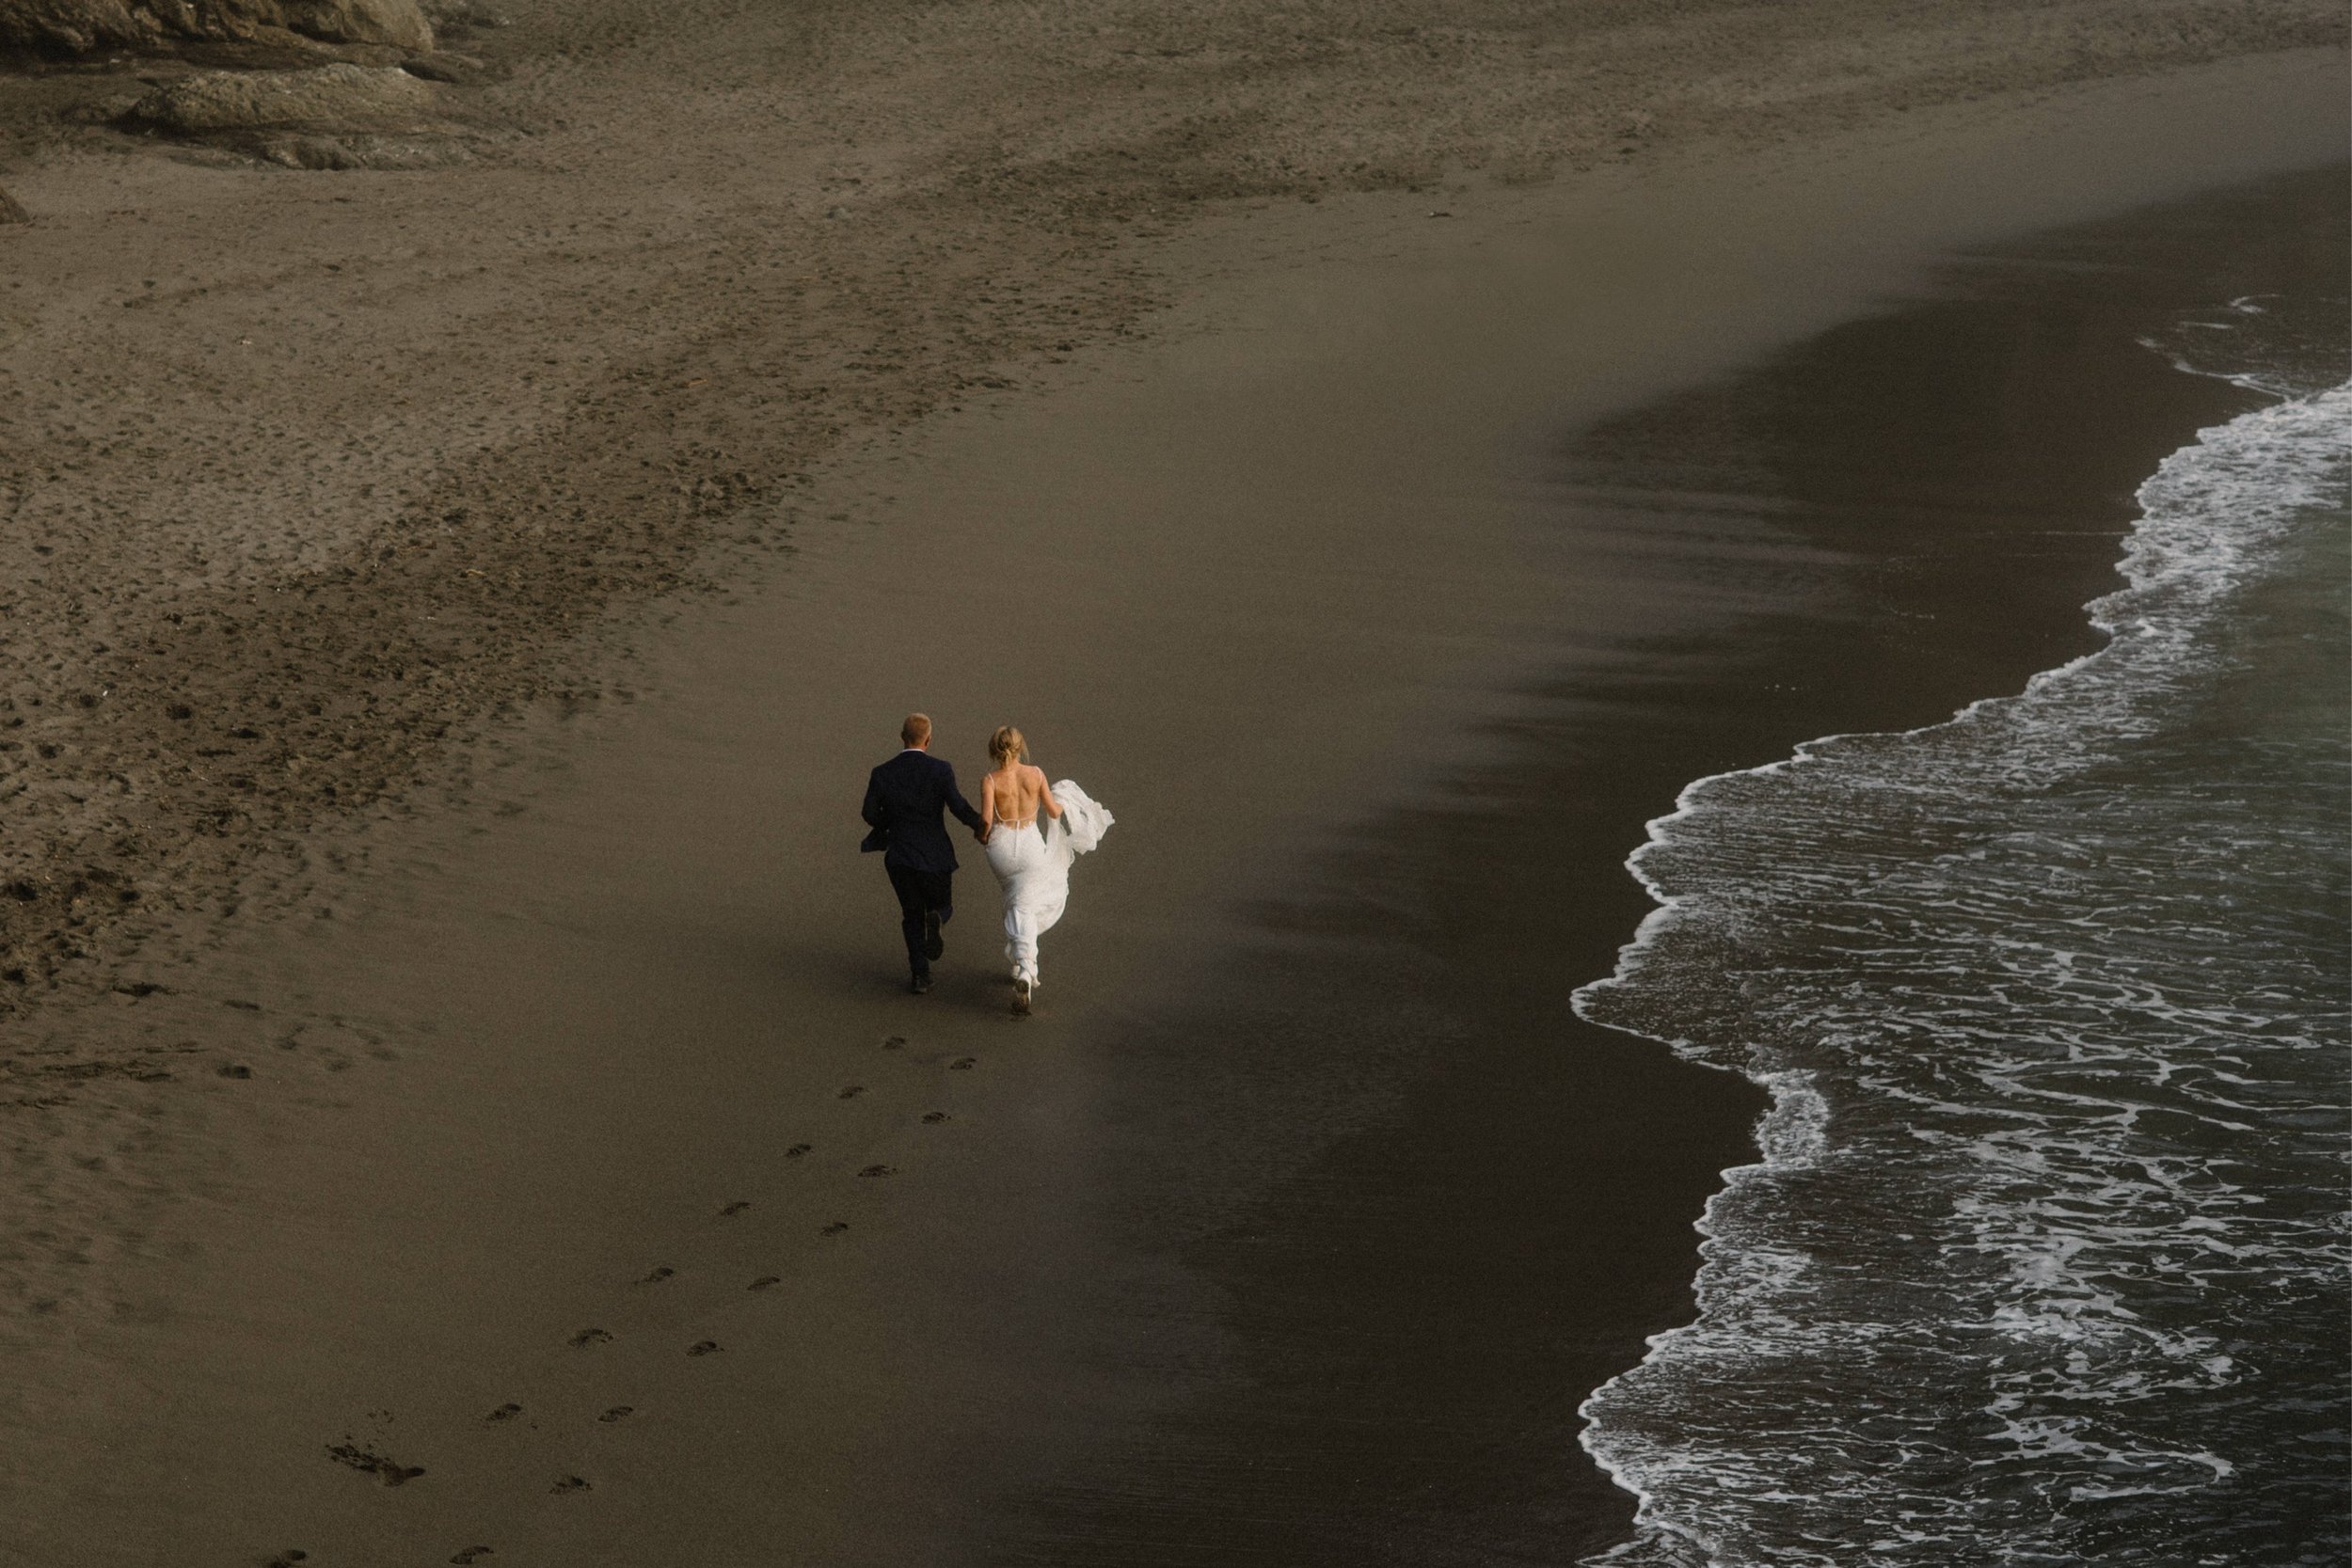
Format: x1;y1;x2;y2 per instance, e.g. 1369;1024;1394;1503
1572;280;2350;1560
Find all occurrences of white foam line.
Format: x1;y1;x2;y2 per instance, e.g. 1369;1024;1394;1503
1572;1069;1831;1566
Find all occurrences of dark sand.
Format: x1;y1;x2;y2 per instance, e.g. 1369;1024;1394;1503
2;49;2345;1568
1004;164;2344;1567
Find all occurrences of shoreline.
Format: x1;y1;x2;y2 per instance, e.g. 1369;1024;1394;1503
996;176;2320;1559
2;40;2346;1568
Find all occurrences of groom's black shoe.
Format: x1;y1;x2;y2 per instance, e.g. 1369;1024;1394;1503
922;911;945;962
910;971;932;994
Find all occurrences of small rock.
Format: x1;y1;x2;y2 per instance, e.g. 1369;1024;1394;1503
399;50;486;84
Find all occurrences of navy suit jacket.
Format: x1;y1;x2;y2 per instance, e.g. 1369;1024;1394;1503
861;749;983;874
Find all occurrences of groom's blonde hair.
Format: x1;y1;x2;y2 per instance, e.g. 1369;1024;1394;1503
989;725;1026;766
901;712;931;748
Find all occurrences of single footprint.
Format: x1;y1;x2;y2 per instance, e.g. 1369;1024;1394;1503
785;1144;812;1159
637;1266;675;1285
838;1085;866;1100
748;1275;780;1291
882;1035;907;1050
858;1164;896;1179
266;1553;310;1568
451;1550;494;1566
819;1221;850;1236
687;1340;720;1356
921;1111;950;1124
720;1200;752;1216
569;1327;613;1349
551;1475;592;1495
326;1443;423;1486
597;1406;633;1423
485;1402;522;1423
949;1057;976;1071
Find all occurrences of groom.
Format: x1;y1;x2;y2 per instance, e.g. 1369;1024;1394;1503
860;712;986;993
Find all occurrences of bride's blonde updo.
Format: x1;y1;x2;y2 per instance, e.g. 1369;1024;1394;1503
988;725;1026;768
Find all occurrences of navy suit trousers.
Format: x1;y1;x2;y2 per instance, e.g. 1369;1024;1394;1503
887;863;954;977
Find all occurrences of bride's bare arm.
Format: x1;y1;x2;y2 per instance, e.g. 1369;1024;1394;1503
1033;765;1063;817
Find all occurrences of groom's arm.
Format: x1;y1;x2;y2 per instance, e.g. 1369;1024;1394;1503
941;765;985;837
861;768;889;832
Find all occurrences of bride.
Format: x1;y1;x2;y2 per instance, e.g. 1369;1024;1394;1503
977;725;1112;1015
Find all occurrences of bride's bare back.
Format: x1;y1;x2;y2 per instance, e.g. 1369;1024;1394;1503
981;760;1059;833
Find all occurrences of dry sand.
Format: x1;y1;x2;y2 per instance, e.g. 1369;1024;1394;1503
0;3;2345;1563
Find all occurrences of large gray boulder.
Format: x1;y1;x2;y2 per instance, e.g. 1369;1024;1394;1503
124;62;435;131
0;0;432;56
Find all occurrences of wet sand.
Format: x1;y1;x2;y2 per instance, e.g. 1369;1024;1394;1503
2;42;2345;1568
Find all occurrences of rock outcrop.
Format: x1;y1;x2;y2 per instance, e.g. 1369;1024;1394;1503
0;0;432;57
121;61;435;131
284;0;431;48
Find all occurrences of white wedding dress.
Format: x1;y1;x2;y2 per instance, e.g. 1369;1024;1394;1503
983;779;1113;990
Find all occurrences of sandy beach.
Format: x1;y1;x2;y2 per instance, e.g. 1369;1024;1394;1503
1;4;2345;1563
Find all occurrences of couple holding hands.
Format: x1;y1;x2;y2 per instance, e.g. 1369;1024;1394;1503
860;713;1112;1014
